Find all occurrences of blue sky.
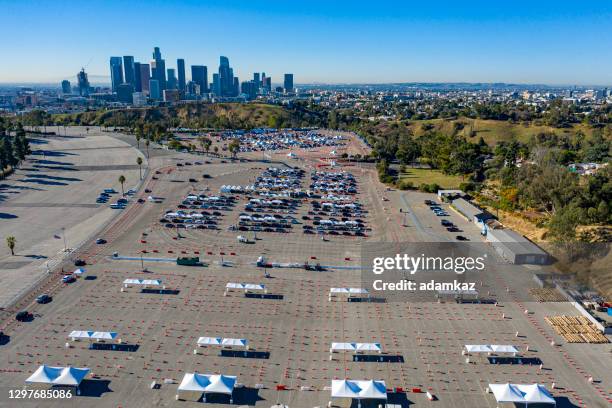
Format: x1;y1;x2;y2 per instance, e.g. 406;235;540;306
1;0;611;85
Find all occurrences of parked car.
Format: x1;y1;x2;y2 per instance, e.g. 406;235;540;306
74;259;86;266
36;294;52;304
62;275;76;284
189;178;197;183
455;235;469;241
15;311;32;321
95;238;107;244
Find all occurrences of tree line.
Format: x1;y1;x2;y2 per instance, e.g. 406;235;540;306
0;119;32;178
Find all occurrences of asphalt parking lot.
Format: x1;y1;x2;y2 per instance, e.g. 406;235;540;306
0;130;609;408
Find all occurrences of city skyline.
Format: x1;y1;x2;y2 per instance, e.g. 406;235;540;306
1;0;612;85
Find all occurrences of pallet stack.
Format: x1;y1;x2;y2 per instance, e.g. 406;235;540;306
529;288;566;302
544;315;609;344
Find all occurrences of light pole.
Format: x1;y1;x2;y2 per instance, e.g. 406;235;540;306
61;227;67;251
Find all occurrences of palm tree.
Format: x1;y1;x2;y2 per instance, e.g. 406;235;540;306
145;139;150;159
6;235;16;256
136;157;143;180
228;139;240;159
199;136;212;155
118;175;126;196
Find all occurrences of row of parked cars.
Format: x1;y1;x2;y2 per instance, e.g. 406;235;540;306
424;199;468;241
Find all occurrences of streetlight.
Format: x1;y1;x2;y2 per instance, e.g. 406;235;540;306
61;227;67;251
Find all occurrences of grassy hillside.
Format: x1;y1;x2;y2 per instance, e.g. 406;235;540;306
410;118;597;145
51;103;299;129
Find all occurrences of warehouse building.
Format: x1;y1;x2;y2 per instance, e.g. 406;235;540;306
486;228;549;265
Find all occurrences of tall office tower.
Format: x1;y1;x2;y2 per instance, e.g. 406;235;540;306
218;56;237;97
253;72;260;88
191;65;208;94
117;83;134;104
139;63;150;94
150;47;166;90
212;73;220;96
233;77;240;96
61;80;71;94
77;68;90;96
241;80;257;100
167;69;178;89
133;62;142;92
123;56;135;87
109;57;124;93
283;74;294;93
264;76;272;92
177;59;186;92
149;79;160;100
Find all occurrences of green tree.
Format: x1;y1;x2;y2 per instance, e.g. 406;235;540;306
228;138;240;159
136;156;143;180
6;235;16;256
199;136;212;155
118;175;126;196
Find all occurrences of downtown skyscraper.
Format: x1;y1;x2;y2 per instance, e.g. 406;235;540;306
191;65;208;95
216;56;238;97
109;57;124;93
150;47;166;91
123;56;135;88
177;59;186;93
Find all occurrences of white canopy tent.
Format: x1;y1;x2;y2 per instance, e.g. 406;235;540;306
330;343;382;353
225;282;266;295
489;383;525;404
522;384;556;405
123;278;162;289
69;331;118;342
69;330;94;341
329;287;370;301
25;365;90;394
491;345;519;354
73;268;86;275
331;379;387;407
464;344;518;356
177;373;237;403
197;337;248;348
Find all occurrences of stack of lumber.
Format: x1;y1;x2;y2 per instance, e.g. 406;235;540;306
544;315;609;344
529;288;566;302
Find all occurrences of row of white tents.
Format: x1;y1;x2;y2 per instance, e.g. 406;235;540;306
489;383;556;406
197;337;248;348
123;279;162;287
330;342;382;353
177;373;237;403
329;287;369;301
464;344;519;354
69;331;118;341
25;365;89;394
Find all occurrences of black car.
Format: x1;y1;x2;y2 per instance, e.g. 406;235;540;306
441;220;453;226
74;259;86;266
456;235;469;241
189;178;197;183
15;311;32;321
36;294;52;304
202;174;211;179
